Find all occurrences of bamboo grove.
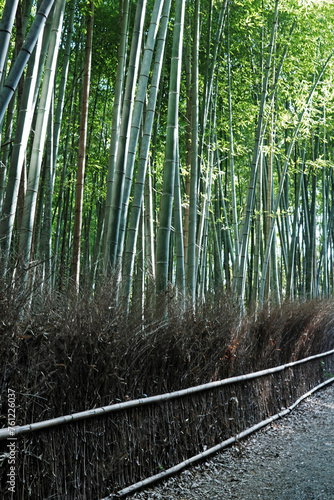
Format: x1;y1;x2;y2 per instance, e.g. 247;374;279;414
1;0;334;315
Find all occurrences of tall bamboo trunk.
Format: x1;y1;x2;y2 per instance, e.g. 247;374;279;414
235;0;279;308
0;38;44;275
104;0;147;273
0;0;56;127
121;0;171;311
156;0;185;297
102;0;129;265
116;0;164;265
186;0;199;304
0;0;20;87
70;1;94;288
18;0;66;288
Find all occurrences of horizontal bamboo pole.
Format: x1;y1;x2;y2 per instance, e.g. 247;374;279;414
107;376;334;499
1;348;333;441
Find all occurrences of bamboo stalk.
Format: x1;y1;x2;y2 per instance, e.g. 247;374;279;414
1;349;333;441
0;0;56;127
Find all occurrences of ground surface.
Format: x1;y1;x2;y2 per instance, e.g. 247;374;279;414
128;381;334;500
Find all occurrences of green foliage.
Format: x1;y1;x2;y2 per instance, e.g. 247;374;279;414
2;0;334;306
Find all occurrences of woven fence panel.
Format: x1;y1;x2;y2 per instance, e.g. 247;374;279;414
1;354;333;499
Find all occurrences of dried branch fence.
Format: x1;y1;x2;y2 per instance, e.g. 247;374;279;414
1;349;334;499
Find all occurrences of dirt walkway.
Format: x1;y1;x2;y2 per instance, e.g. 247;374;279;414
129;382;334;499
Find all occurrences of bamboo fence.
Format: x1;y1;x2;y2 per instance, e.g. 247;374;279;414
1;348;334;498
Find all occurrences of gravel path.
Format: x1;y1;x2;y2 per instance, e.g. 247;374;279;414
128;382;334;500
